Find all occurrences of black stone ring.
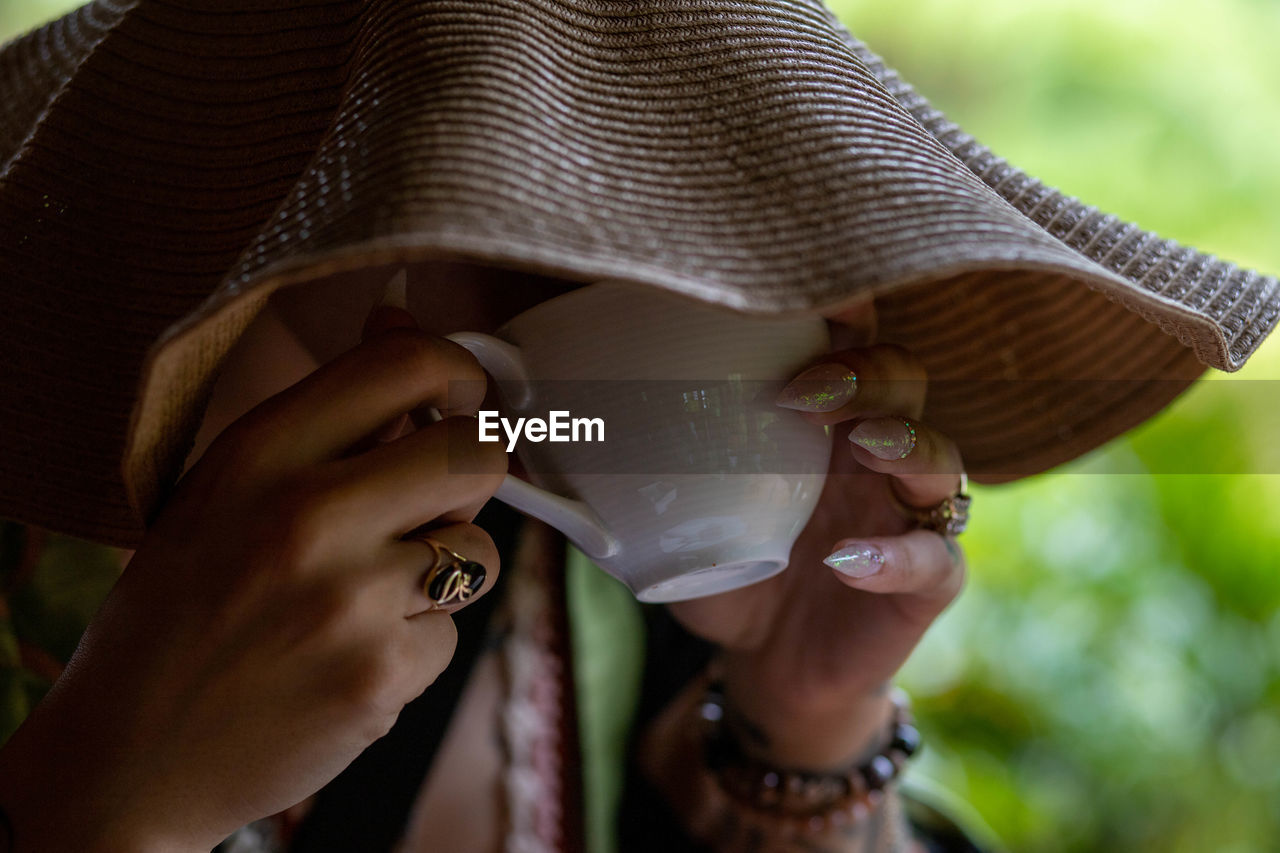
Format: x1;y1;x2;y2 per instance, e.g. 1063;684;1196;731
410;536;487;607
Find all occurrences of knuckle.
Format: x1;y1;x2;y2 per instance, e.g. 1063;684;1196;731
886;540;914;579
368;326;437;362
935;553;968;605
299;578;359;636
414;617;460;684
920;431;958;472
444;417;509;484
201;413;275;473
364;329;468;389
916;429;952;471
438;340;490;410
341;642;410;719
335;617;459;728
872;342;912;362
873;343;928;382
360;713;398;744
261;475;346;571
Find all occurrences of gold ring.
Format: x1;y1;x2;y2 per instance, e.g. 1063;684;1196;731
407;535;487;606
888;472;971;537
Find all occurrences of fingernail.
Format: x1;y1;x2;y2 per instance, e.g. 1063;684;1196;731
381;268;409;309
362;305;417;339
824;543;885;578
776;363;858;412
362;269;417;339
849;417;917;460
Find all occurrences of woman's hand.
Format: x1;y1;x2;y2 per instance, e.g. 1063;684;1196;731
668;316;966;769
0;309;506;852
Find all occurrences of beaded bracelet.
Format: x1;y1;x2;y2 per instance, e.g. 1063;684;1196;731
698;681;921;835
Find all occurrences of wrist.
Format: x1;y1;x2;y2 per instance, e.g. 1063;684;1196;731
718;657;894;771
702;679;919;830
0;690;209;853
639;670;919;852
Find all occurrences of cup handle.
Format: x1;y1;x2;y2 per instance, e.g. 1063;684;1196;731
446;332;621;561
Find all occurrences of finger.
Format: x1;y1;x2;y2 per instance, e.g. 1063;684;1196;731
362;303;450;441
387;521;502;616
824;530;966;604
394;610;460;704
363;304;418;339
353;305;421;448
846;416;964;508
323;610;457;732
212;329;490;474
776;344;927;422
325;416;508;543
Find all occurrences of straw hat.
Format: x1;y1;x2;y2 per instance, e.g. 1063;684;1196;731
1;0;1276;546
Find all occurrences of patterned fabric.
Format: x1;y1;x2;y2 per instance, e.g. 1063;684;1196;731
501;536;580;852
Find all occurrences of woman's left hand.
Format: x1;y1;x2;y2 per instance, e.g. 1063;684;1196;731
667;327;967;768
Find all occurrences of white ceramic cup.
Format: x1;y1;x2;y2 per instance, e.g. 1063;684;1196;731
448;282;832;602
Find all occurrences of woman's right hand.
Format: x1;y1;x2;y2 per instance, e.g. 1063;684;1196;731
0;311;506;852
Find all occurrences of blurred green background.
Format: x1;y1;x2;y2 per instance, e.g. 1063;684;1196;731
2;1;1278;850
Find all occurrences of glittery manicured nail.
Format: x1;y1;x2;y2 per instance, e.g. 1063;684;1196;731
849;417;917;460
776;363;858;412
824;543;885;578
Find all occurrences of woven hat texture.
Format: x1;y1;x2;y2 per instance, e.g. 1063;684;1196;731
0;0;1276;546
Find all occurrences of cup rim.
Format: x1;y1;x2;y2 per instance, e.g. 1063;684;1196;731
500;279;829;338
497;280;662;334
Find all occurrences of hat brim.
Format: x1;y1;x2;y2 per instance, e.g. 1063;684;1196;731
0;0;1274;545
